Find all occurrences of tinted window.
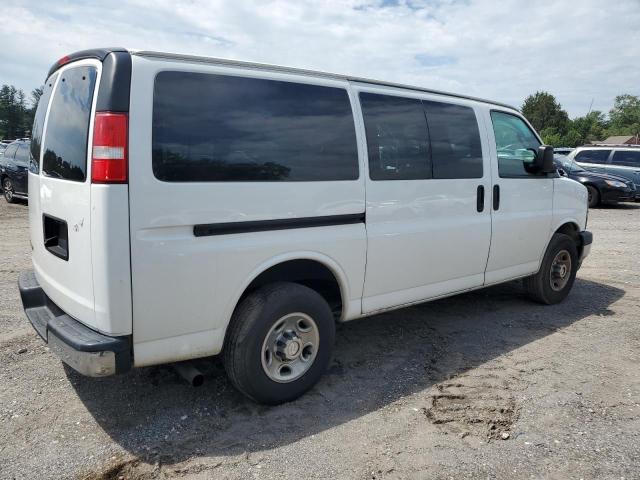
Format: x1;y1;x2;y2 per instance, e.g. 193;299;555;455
360;93;431;180
30;73;58;172
3;144;18;160
423;101;482;179
15;144;29;163
42;66;98;181
575;149;611;164
611;150;640;167
490;111;542;178
153;72;359;182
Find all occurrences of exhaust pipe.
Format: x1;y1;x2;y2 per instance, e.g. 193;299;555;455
173;362;204;387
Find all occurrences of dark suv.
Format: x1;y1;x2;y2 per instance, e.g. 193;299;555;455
0;139;30;203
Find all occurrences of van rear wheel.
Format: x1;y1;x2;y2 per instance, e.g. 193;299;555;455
524;233;578;305
224;282;335;404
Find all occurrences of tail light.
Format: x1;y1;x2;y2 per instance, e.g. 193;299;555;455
91;112;128;183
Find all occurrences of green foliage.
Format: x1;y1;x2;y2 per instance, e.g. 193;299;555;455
521;92;640;147
605;94;640;138
0;84;40;140
522;92;570;135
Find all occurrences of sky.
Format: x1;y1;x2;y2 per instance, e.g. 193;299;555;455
1;0;639;117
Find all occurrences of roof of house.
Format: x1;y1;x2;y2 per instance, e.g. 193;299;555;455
599;135;637;144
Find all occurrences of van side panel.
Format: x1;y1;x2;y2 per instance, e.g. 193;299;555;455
127;56;367;366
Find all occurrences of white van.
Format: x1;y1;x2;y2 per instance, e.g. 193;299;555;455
19;48;592;404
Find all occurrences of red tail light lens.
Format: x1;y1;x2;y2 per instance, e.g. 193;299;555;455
91;112;128;183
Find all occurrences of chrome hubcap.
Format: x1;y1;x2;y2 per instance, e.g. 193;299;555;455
261;313;319;383
550;249;572;292
3;179;12;200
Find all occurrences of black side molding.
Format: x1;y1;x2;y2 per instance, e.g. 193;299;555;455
194;213;366;237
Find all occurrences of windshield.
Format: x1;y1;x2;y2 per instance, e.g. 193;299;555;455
555;156;586;174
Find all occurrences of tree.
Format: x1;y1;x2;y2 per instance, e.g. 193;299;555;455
23;86;44;135
606;94;640;139
30;87;43;108
0;84;29;139
521;91;570;135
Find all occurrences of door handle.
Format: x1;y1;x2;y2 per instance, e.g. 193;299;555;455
477;185;485;212
493;185;500;211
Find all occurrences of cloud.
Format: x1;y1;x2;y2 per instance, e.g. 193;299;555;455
1;0;638;116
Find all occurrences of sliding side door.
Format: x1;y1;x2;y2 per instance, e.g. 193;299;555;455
358;85;493;313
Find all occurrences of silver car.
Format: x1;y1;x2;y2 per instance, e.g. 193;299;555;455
569;146;640;199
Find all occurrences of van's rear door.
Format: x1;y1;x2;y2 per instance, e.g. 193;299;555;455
30;60;101;330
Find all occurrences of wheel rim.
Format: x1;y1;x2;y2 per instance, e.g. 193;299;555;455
3;179;13;201
261;312;320;383
550;249;572;292
587;189;593;203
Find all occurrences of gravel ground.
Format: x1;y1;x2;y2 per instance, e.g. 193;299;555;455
1;198;639;480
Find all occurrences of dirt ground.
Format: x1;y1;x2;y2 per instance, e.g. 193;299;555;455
1;198;639;480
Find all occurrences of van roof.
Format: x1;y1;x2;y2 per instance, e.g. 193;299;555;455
45;47;519;112
132;50;519;111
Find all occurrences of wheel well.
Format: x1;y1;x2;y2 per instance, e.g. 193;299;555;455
240;259;343;320
555;222;580;245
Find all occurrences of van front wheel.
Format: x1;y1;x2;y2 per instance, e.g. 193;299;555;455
224;282;335;405
524;233;578;305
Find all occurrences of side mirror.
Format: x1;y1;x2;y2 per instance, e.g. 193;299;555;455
536;145;555;173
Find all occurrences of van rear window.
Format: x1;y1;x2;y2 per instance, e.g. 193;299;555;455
29;72;58;171
152;72;359;182
42;66;97;182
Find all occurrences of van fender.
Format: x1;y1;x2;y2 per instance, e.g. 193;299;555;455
538;216;583;267
219;251;354;343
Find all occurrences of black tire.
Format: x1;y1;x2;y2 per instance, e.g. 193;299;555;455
586;185;599;208
523;233;578;305
224;282;335;405
3;177;15;203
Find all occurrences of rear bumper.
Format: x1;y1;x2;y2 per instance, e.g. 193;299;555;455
18;270;131;376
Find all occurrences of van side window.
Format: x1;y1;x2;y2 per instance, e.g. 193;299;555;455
611;150;640;167
15;144;29;164
423;101;483;179
360;93;431;180
42;66;97;182
575;149;611;164
30;72;58;172
490;111;542;178
3;144;18;160
152;72;359;182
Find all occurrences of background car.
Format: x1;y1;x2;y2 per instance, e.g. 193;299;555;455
555;155;637;207
0;139;30;203
0;143;6;157
553;147;574;156
569;145;640;194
